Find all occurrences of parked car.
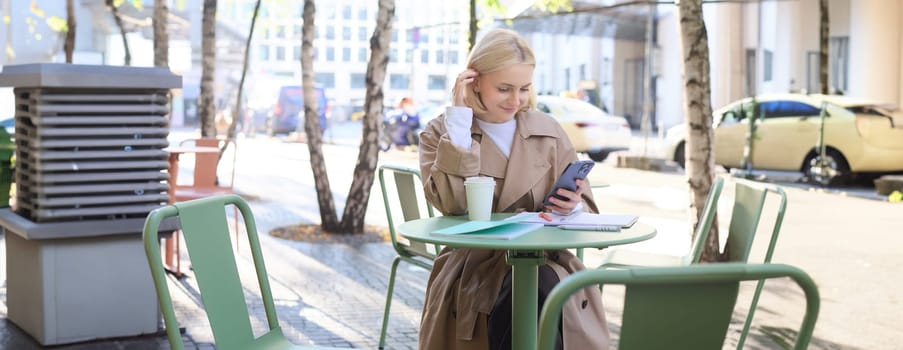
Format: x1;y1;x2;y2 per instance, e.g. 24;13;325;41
663;93;903;186
535;95;632;162
268;85;328;136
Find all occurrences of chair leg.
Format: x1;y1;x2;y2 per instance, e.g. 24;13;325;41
379;257;402;350
736;279;767;349
232;205;240;253
163;231;183;277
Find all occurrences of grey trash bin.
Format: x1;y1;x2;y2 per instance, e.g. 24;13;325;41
0;63;180;345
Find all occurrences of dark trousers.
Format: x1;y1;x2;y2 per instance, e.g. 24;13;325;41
488;265;564;350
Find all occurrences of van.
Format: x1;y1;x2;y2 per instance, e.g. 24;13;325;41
269;85;328;136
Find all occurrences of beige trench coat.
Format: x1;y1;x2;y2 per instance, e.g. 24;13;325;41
417;110;610;350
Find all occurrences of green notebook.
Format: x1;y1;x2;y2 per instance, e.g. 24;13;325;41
432;218;542;240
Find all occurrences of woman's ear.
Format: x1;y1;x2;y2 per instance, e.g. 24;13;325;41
472;77;480;93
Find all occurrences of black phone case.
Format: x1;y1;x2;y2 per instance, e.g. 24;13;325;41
543;160;595;206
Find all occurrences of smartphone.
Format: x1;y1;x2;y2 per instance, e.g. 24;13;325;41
543;160;595;206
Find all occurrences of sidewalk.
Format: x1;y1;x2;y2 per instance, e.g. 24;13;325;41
1;128;900;349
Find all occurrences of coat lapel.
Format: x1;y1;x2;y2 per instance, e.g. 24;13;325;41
495;112;552;211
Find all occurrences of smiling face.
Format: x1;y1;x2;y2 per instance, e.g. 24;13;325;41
473;63;534;123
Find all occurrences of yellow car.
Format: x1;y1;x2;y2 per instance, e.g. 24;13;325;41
664;94;903;186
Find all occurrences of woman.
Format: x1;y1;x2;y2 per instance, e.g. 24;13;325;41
418;28;610;350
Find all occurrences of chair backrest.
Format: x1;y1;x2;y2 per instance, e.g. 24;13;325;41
378;164;438;259
178;138;237;189
724;180;772;263
725;182;787;349
143;194;282;350
537;263;820;350
683;176;725;264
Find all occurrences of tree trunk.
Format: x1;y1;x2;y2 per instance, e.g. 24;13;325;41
198;0;217;138
339;0;394;233
678;0;721;262
819;0;829;94
301;0;339;231
468;0;477;52
64;0;75;63
153;0;168;68
228;0;261;140
106;0;131;66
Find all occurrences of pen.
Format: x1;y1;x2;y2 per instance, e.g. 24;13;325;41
558;225;620;232
538;212;553;222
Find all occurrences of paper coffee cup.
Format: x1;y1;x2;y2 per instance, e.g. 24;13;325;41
464;176;495;221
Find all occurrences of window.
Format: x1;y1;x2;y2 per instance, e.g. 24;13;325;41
326;47;335;61
258;45;269;61
293;47;300;61
358;8;367;21
342;26;351;41
326;26;335;40
358;27;368;41
392;30;398;42
763;50;773;82
829;36;849;94
390;48;397;63
449;30;459;44
358;48;368;62
277;25;285;38
436;50;444;64
449;51;458;65
276;46;285;61
294;25;302;39
316;73;335;88
404;49;412;63
342;5;352;20
342;47;351;62
390;74;409;89
759;101;820;119
421;50;429;64
351;73;366;89
428;75;446;90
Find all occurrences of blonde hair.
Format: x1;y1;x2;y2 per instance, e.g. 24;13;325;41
458;29;537;115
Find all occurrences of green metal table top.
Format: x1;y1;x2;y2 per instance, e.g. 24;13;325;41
397;213;656;250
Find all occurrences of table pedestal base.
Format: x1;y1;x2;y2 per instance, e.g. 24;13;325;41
508;249;545;350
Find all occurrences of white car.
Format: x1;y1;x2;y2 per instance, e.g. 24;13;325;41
535;95;631;162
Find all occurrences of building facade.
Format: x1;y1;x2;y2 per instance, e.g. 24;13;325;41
522;0;903;133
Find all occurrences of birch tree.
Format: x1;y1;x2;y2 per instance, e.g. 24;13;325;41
198;0;217;137
340;0;394;232
64;0;75;63
301;0;394;234
227;0;261;140
819;0;829;94
678;0;720;262
153;0;168;67
105;0;131;65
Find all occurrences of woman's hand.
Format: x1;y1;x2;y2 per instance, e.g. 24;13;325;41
543;179;588;214
452;69;478;107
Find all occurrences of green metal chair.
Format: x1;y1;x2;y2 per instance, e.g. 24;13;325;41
377;164;439;349
143;194;356;350
597;176;725;267
598;178;789;349
537;263;820;350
